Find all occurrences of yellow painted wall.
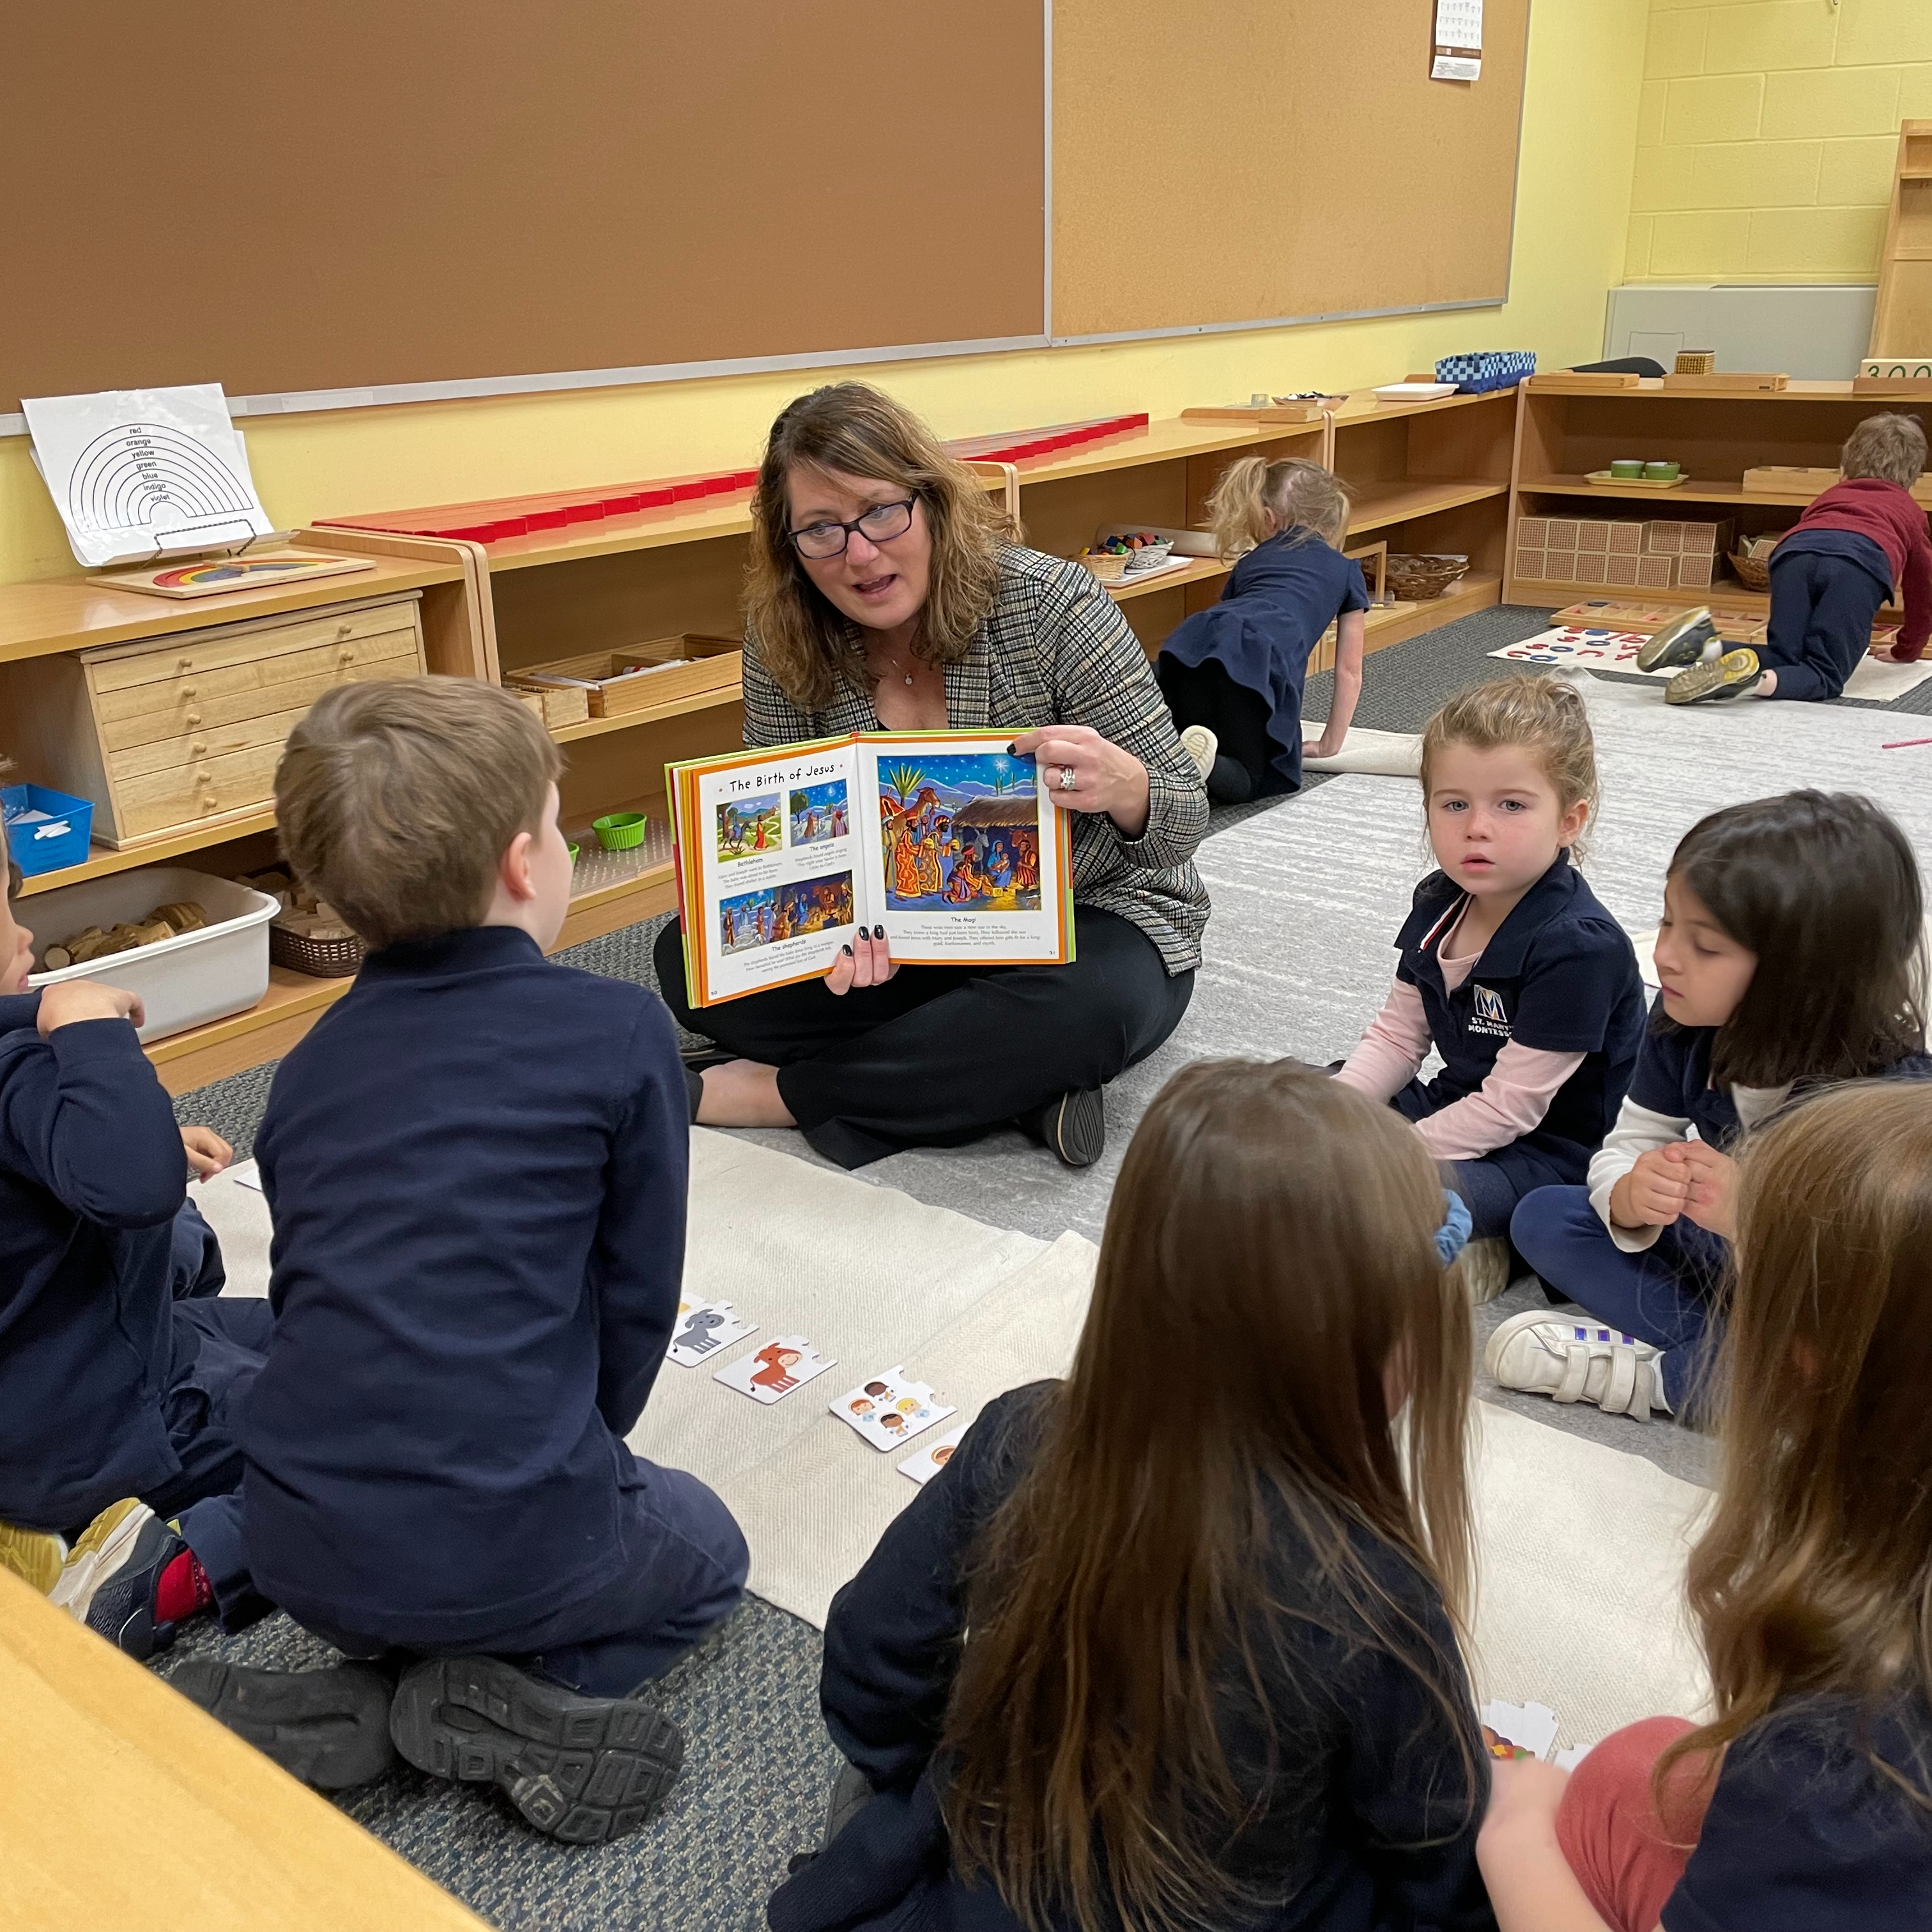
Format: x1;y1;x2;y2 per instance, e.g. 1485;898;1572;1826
0;1;1649;588
1627;0;1932;282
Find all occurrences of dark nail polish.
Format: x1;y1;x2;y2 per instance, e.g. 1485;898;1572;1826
1006;742;1018;755
841;944;853;956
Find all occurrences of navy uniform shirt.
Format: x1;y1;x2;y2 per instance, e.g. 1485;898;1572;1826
0;994;194;1530
1395;856;1645;1190
1156;528;1370;793
1666;1696;1932;1931
243;924;688;1646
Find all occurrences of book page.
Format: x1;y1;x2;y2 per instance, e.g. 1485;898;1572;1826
680;741;862;1004
857;733;1071;967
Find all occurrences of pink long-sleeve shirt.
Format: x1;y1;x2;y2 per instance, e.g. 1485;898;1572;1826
1335;919;1586;1161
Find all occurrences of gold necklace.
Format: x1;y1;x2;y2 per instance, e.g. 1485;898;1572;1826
877;647;916;688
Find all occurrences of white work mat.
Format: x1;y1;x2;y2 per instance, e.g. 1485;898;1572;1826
1491;625;1932;702
197;1131;1709;1745
1301;723;1423;777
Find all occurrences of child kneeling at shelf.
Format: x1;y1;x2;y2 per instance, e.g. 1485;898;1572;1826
1331;676;1646;1302
1156;456;1367;802
1648;412;1932;705
1492;791;1929;1423
171;677;747;1840
0;854;270;1659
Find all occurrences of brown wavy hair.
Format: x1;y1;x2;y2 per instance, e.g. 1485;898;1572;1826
1660;1080;1932;1814
940;1059;1478;1932
1419;673;1600;864
1661;790;1926;1090
744;383;1015;711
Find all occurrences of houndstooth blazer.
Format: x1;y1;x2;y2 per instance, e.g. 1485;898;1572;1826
740;546;1209;974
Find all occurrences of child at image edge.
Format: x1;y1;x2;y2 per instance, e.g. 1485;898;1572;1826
176;677;748;1843
1493;790;1930;1422
1480;1080;1932;1930
1156;456;1368;803
770;1058;1494;1932
0;852;266;1650
1652;411;1932;705
1334;675;1646;1300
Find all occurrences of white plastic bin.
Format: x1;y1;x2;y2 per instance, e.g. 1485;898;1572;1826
24;868;279;1043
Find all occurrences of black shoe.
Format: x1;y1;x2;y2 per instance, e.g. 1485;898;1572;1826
389;1657;684;1843
1665;647;1764;705
1042;1088;1105;1168
1635;607;1718;671
82;1513;187;1662
169;1659;398;1790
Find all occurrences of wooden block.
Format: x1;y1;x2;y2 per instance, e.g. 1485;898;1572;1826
1574;520;1610;554
1607;520;1644;555
1675;553;1715;590
1659;372;1790;392
1544;551;1577;584
1515;516;1550;550
1528;370;1640;390
1636;554;1675;588
1574;552;1609;585
1675;519;1735;557
1605;553;1640;586
1514;548;1546;582
1645;521;1683;555
1546;519;1581;551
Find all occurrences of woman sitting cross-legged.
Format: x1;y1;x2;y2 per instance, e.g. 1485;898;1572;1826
768;1059;1496;1932
652;382;1207;1170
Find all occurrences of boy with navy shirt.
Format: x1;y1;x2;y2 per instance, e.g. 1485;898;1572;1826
177;677;746;1842
0;853;270;1647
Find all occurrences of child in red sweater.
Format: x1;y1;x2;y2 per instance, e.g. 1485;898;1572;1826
1656;412;1931;704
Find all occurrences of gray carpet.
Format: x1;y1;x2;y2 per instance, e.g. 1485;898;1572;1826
160;597;1912;1922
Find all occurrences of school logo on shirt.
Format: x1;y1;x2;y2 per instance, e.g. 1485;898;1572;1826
1469;984;1512;1038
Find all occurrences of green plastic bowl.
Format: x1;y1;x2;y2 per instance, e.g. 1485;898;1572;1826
592;811;648;851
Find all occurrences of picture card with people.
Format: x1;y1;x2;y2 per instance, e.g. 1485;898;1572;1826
666;730;1074;1006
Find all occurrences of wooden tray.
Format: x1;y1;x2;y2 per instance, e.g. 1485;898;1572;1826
1529;371;1639;391
515;634;741;717
1742;465;1839;495
1659;372;1789;392
1852;376;1932;396
1181;397;1346;425
1584;470;1692;489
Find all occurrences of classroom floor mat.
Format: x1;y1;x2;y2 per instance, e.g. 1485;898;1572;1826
1300;723;1423;776
1490;625;1932;703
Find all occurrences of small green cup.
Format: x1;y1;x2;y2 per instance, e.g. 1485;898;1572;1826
1609;458;1644;479
567;842;581;864
1643;460;1680;481
592;811;648;851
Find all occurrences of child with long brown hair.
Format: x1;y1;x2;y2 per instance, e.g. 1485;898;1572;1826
769;1058;1494;1932
1478;1079;1932;1929
1335;676;1646;1301
1156;456;1368;802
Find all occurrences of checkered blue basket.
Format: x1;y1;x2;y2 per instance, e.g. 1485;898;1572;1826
1435;350;1537;395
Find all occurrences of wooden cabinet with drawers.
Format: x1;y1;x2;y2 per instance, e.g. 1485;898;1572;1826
0;592;425;847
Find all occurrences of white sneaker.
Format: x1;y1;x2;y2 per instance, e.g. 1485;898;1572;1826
1485;1309;1671;1422
1460;1238;1513;1305
1179;725;1218;783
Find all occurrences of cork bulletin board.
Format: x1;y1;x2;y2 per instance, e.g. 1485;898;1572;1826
1050;0;1532;342
0;1;1047;416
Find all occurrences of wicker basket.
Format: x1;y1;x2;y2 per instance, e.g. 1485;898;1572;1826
1675;349;1717;376
1384;553;1471;600
1728;548;1773;591
270;922;366;979
1077;550;1130;582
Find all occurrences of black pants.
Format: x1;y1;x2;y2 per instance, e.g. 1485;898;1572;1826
1764;550;1890;702
654;906;1194;1169
1154;656;1279;804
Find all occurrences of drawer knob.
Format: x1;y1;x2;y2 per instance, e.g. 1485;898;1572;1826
185;710;203;727
177;656;194;670
339;647;355;663
180;684;197;699
336;624;352;638
190;740;208;756
201;795;218;810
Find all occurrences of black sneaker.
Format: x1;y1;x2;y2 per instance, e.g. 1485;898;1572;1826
169;1659;398;1790
1636;607;1719;671
81;1512;187;1662
389;1657;684;1843
1665;647;1764;705
1043;1088;1105;1168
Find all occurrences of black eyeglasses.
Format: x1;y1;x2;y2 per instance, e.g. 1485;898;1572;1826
786;496;917;560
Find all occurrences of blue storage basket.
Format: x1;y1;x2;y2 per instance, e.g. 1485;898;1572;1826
1435;350;1537;395
3;783;95;878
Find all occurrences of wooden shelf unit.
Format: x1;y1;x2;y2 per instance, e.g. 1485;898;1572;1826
1328;388;1517;654
4;408;1514;1091
1505;379;1926;611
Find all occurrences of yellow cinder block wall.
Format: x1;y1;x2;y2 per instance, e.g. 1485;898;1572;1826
1629;0;1932;282
0;2;1649;588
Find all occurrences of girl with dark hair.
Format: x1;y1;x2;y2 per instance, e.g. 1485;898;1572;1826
769;1059;1495;1932
1480;1080;1932;1929
1495;789;1930;1423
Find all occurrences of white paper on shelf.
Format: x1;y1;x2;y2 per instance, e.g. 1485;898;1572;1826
21;383;273;568
1432;0;1482;80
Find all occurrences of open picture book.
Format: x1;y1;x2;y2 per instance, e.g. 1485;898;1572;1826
667;730;1075;1007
